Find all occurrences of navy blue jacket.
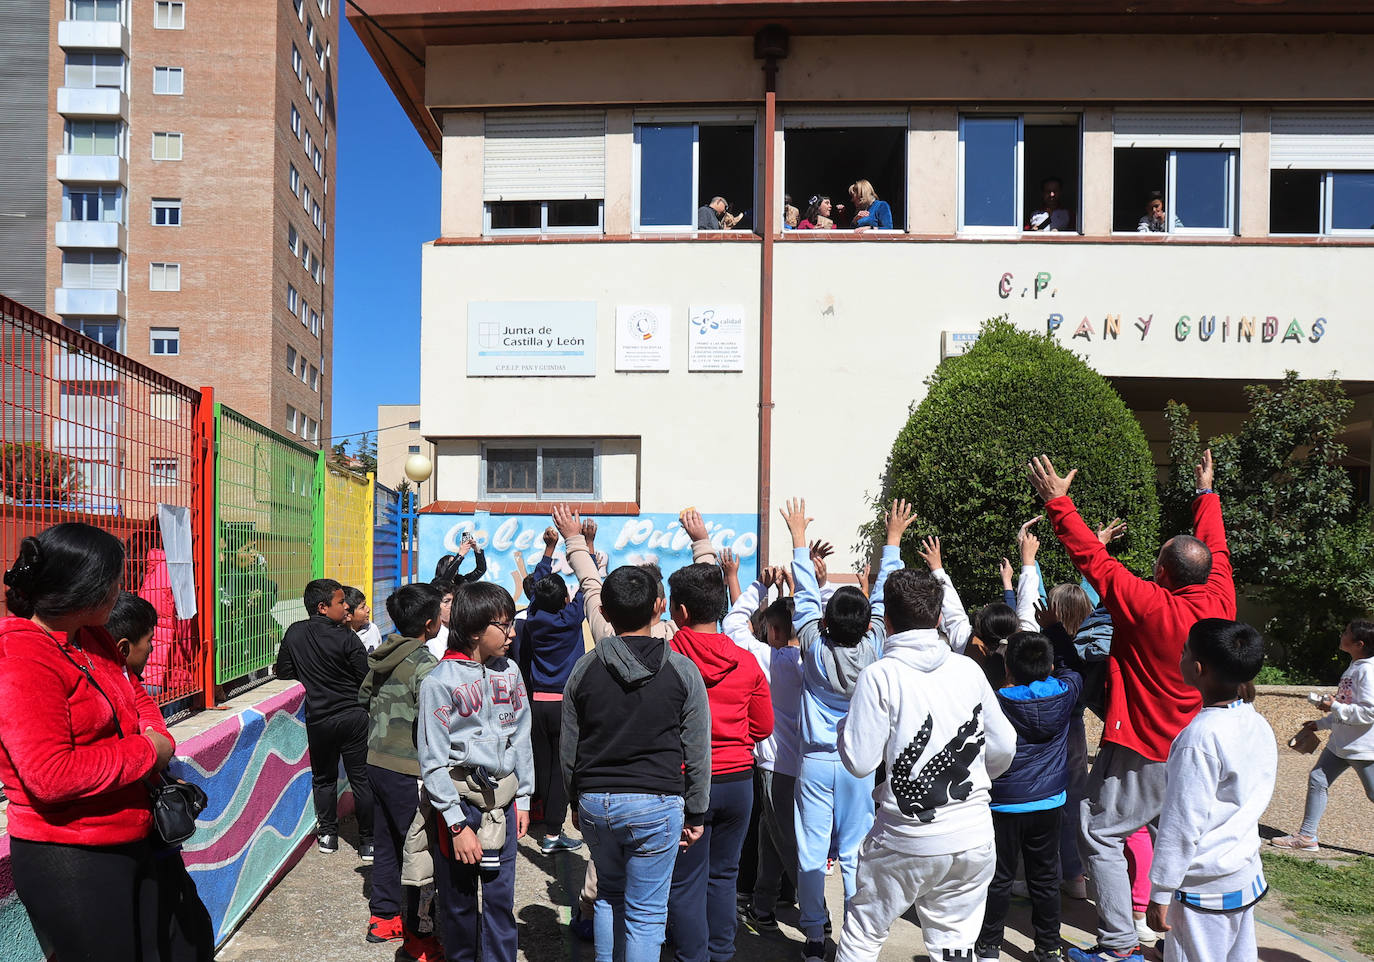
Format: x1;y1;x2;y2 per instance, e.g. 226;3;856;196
517;555;587;694
990;666;1082;808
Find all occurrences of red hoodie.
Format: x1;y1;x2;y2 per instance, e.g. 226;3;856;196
0;617;173;845
1047;492;1235;763
670;626;773;776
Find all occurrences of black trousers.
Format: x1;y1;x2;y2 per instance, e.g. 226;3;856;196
530;699;568;834
307;708;374;840
432;803;518;962
977;806;1063;957
152;844;216;961
368;763;423;928
11;836;159;962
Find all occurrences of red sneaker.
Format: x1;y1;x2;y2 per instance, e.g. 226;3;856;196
367;915;404;943
397;933;444;962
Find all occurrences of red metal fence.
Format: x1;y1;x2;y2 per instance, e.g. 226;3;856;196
1;294;210;710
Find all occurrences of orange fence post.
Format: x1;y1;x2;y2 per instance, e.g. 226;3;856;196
194;387;218;709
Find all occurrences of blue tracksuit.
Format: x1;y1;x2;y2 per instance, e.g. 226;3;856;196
790;544;901;941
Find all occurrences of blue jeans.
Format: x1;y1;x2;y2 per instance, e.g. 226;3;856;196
580;793;685;962
795;755;874;941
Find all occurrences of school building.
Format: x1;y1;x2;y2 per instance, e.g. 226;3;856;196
351;0;1374;584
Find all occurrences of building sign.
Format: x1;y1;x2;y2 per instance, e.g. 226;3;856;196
689;304;747;371
615;304;672;371
417;511;759;596
467;301;596;376
941;331;980;359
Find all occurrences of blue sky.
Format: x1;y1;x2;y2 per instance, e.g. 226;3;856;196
330;20;439;450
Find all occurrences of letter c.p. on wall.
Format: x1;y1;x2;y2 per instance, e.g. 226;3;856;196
0;681;347;959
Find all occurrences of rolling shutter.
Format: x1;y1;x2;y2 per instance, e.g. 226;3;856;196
1112;109;1240;149
483;111;605;201
783;106;909;129
1270;111;1374;169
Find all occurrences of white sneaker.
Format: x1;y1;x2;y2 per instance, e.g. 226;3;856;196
1135;914;1159;945
1062;875;1088;900
1270;834;1319;852
979;956;1000;962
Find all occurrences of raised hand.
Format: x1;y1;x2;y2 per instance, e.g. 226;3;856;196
814;554;829;587
1027;455;1078;503
581;517;598;550
809;539;835;562
885;499;917;546
999;557;1014;590
680;507;710;543
1019;530;1040;566
780;498;813;548
542;526;559;553
776;566;794;596
1096;518;1127;547
719;547;740;579
856;562;872;598
918;535;943;571
1195;448;1215;491
551;503;582;541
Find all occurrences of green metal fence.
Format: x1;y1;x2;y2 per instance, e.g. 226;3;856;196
213;404;320;684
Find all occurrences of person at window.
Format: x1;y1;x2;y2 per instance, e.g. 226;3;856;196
799;195;837;230
0;523;177;962
697;196;742;231
784;198;800;230
1026;177;1075;232
1137;191;1181;233
849;180;893;231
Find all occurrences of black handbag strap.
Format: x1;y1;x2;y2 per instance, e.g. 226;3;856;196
49;634;125;740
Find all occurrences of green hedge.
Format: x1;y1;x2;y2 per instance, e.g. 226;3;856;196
863;317;1159;597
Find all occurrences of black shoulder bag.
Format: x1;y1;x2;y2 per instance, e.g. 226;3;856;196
53;640;208;845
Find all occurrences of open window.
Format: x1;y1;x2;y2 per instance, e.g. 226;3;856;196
482;111;606;236
783;108;906;231
1270;112;1374;236
1112;110;1239;234
958;112;1081;233
633;114;756;232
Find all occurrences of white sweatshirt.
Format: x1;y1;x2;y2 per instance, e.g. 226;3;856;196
1315;658;1374;760
1149;700;1277;909
931;565;1040;654
837;627;1015;856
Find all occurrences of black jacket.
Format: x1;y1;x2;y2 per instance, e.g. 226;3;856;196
275;614;369;723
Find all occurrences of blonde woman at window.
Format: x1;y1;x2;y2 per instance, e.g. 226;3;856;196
849;180;893;231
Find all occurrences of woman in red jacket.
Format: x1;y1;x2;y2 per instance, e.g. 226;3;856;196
667;561;774;962
0;523;176;962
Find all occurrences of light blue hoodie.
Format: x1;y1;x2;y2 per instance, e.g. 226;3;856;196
791;544;902;757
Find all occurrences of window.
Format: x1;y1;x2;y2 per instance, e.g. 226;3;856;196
290;104;300;137
303;130;313;157
151;131;182;161
407;444;420;454
286;405;298;434
66;120;121;156
293;0;303;19
313;147;323;175
68;0;121;22
1270;112;1374;236
151;391;181;420
149;262;180;291
484;200;603;235
286;345;297;372
481;443;597;499
306;18;315;43
314;94;324;123
298;356;308;382
150;458;178;486
482;111;607;232
152;66;183;95
634;122;756;231
151;197;181;225
66;53;124;89
309;365;319;391
309;308;319;335
287;284;299;314
315;39;325;67
288;222;299;254
64;186;122;223
407;420;420;430
1111;110;1240;234
304;73;313;99
153;0;183;28
302;186;311;214
958;113;1081;233
292;44;302;79
149;327;179;355
65;318;120;348
311;200;322;230
61;251;121;288
289;163;300;196
782;109;907;232
301;245;312;272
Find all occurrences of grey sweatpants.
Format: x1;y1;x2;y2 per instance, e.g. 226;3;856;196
1079;742;1168;953
1165;900;1257;962
752;768;799;915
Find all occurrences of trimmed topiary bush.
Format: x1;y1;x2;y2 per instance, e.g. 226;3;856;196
860;317;1159;598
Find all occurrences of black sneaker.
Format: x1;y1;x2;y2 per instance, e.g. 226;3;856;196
740;905;779;935
360;840;375;862
802;939;826;962
317;833;338;854
824;914;833;936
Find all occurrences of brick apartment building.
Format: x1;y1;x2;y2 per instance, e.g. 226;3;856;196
0;0;336;445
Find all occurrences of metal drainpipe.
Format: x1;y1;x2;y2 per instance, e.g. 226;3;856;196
755;26;787;567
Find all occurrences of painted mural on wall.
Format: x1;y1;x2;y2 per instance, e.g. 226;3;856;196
418;512;760;595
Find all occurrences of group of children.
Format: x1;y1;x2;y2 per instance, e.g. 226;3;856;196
256;448;1373;962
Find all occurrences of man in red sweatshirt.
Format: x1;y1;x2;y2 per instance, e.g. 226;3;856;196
666;561;774;962
1029;450;1235;962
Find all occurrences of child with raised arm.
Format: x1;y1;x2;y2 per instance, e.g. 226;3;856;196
1146;619;1276;962
834;569;1016;962
783;497;912;962
1272;619;1374;852
920;517;1042;659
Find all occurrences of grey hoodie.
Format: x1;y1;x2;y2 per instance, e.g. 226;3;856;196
417;652;534;829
